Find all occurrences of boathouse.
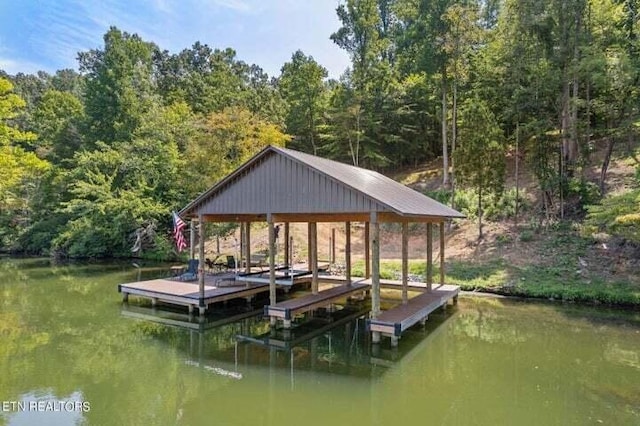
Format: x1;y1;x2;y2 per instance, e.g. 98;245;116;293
120;145;464;346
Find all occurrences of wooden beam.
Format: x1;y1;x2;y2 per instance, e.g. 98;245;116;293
245;222;251;274
200;212;450;224
364;222;370;279
202;214;266;223
426;223;433;292
190;220;196;260
440;221;445;285
345;221;351;285
307;222;312;269
371;212;380;319
310;222;318;294
271;212;448;224
268;216;276;325
331;227;336;264
284;222;290;267
198;214;206;315
402;221;408;305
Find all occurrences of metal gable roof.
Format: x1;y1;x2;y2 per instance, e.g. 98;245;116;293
180;145;464;219
275;146;464;218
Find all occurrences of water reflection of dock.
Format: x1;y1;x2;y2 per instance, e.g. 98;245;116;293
120;303;262;332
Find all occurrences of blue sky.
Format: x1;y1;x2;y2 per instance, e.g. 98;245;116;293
0;0;351;79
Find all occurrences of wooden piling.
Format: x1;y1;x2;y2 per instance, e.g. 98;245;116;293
370;212;380;319
345;221;351;285
245;222;251;274
426;223;433;292
440;221;445;285
268;216;276;325
365;222;371;279
310;222;318;294
284;222;290;267
402;221;408;304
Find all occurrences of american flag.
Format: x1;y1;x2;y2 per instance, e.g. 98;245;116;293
172;211;187;252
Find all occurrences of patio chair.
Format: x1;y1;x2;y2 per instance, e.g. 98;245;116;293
177;259;199;281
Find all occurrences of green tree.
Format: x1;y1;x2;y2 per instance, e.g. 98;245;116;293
0;77;49;249
32;90;85;162
79;27;158;144
182;107;290;195
279;50;328;155
454;98;505;238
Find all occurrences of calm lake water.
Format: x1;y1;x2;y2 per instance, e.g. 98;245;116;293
0;258;638;426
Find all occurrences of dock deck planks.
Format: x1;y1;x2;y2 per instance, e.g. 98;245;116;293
118;277;270;312
265;282;370;322
367;284;459;340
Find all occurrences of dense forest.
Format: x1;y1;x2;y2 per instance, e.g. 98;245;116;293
0;0;638;259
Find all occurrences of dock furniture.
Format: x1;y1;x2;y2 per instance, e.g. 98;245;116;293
177;259;199;281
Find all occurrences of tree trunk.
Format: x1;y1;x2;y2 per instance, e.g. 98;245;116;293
515;123;520;231
441;73;449;187
478;184;483;240
451;80;457;209
600;137;615;194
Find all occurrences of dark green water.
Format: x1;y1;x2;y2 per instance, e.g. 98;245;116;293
0;258;638;426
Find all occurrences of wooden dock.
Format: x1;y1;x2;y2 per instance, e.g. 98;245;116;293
319;274;435;292
265;282;370;328
236;262;330;287
118;277;270;314
367;284;459;346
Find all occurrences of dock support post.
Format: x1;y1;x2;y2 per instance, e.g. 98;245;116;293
370;212;380;319
199;306;206;316
122;293;129;303
151;297;158;307
345;221;351;285
331;228;336;264
426;223;433;292
188;304;194;315
283;319;292;329
198;214;206;316
402;221;409;304
390;335;399;347
307;222;312;268
284;223;290;267
268;215;277;326
364;222;371;279
190;219;195;260
245;222;251;274
440;221;445;286
372;331;381;343
310;222;318;294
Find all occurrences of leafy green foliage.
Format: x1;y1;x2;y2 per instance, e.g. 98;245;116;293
454;98;505;237
585;190;640;243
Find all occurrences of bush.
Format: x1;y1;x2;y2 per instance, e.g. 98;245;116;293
519;229;534;242
585;189;640;243
567;178;601;207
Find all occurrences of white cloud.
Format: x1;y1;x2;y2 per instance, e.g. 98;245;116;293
0;57;45;75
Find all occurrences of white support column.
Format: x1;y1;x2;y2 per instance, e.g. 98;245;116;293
402;221;409;304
